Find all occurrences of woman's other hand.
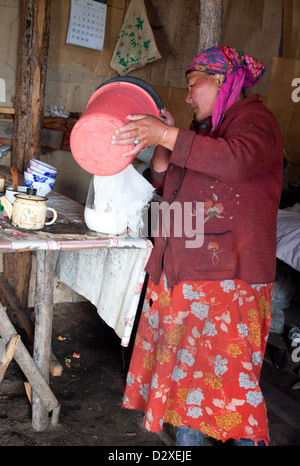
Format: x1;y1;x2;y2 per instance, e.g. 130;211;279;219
159;108;175;126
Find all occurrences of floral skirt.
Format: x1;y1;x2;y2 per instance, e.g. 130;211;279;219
123;274;273;445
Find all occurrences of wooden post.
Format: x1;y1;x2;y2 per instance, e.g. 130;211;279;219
32;250;56;431
198;0;223;52
12;0;51;172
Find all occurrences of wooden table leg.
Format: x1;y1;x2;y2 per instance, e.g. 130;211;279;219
32;249;56;431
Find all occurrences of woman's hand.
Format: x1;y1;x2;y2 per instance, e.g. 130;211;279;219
111;114;166;158
111;112;178;158
159;107;175;126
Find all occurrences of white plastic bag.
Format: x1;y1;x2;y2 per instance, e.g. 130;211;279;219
110;0;162;76
84;164;155;235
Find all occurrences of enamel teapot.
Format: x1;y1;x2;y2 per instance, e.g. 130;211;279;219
0;193;57;230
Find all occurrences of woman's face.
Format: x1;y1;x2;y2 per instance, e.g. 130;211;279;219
186;71;223;122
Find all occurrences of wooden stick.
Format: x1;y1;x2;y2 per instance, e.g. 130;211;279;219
24;381;32;404
51;405;61;427
0;274;34;340
0;273;63;376
0;303;60;416
0;334;20;383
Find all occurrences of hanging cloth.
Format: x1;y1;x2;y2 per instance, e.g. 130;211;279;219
110;0;162;76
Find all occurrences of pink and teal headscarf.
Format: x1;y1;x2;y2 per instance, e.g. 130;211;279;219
186;46;266;132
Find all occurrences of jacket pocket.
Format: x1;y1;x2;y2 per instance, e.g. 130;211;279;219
193;230;236;274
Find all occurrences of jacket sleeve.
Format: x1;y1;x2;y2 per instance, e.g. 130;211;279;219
170;105;283;183
149;160;167;197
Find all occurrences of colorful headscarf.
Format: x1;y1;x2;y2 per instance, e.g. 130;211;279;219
186;46;266;132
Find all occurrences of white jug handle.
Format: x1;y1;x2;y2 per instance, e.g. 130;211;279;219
45;207;57;226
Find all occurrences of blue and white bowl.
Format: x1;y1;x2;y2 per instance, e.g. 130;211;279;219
24;180;52;197
30;159;58;175
25;171;53;184
24;171;55;197
27;164;57;179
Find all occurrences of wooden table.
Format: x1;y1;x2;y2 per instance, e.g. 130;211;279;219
0;191;152;431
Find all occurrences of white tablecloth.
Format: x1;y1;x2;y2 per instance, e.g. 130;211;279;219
55;241;151;347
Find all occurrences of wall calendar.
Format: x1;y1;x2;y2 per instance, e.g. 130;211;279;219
67;0;107;51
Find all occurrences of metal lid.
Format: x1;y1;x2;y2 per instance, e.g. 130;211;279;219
14;193;47;201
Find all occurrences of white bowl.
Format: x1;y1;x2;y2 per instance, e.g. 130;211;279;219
30;159;58;175
24;170;55;185
5;186;27;203
27;165;57;179
24;180;53;197
24;172;55;197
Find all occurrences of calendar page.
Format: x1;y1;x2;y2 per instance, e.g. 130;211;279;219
67;0;107;51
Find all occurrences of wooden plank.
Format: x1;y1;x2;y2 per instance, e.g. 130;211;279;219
0;138;11;146
3;251;32;310
0;108;15;114
0;114;14;123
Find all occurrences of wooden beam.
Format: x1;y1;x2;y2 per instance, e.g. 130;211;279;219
198;0;223;52
12;0;51;172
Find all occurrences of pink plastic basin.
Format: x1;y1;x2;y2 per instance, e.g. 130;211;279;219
70;81;160;176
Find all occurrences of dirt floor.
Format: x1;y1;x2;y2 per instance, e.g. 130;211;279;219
0;301;165;448
1;298;300;449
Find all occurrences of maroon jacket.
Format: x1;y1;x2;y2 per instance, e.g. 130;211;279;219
146;95;283;289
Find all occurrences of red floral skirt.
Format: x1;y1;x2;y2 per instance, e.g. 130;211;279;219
123;273;273;445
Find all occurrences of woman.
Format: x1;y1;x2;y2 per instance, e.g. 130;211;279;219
111;46;283;446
